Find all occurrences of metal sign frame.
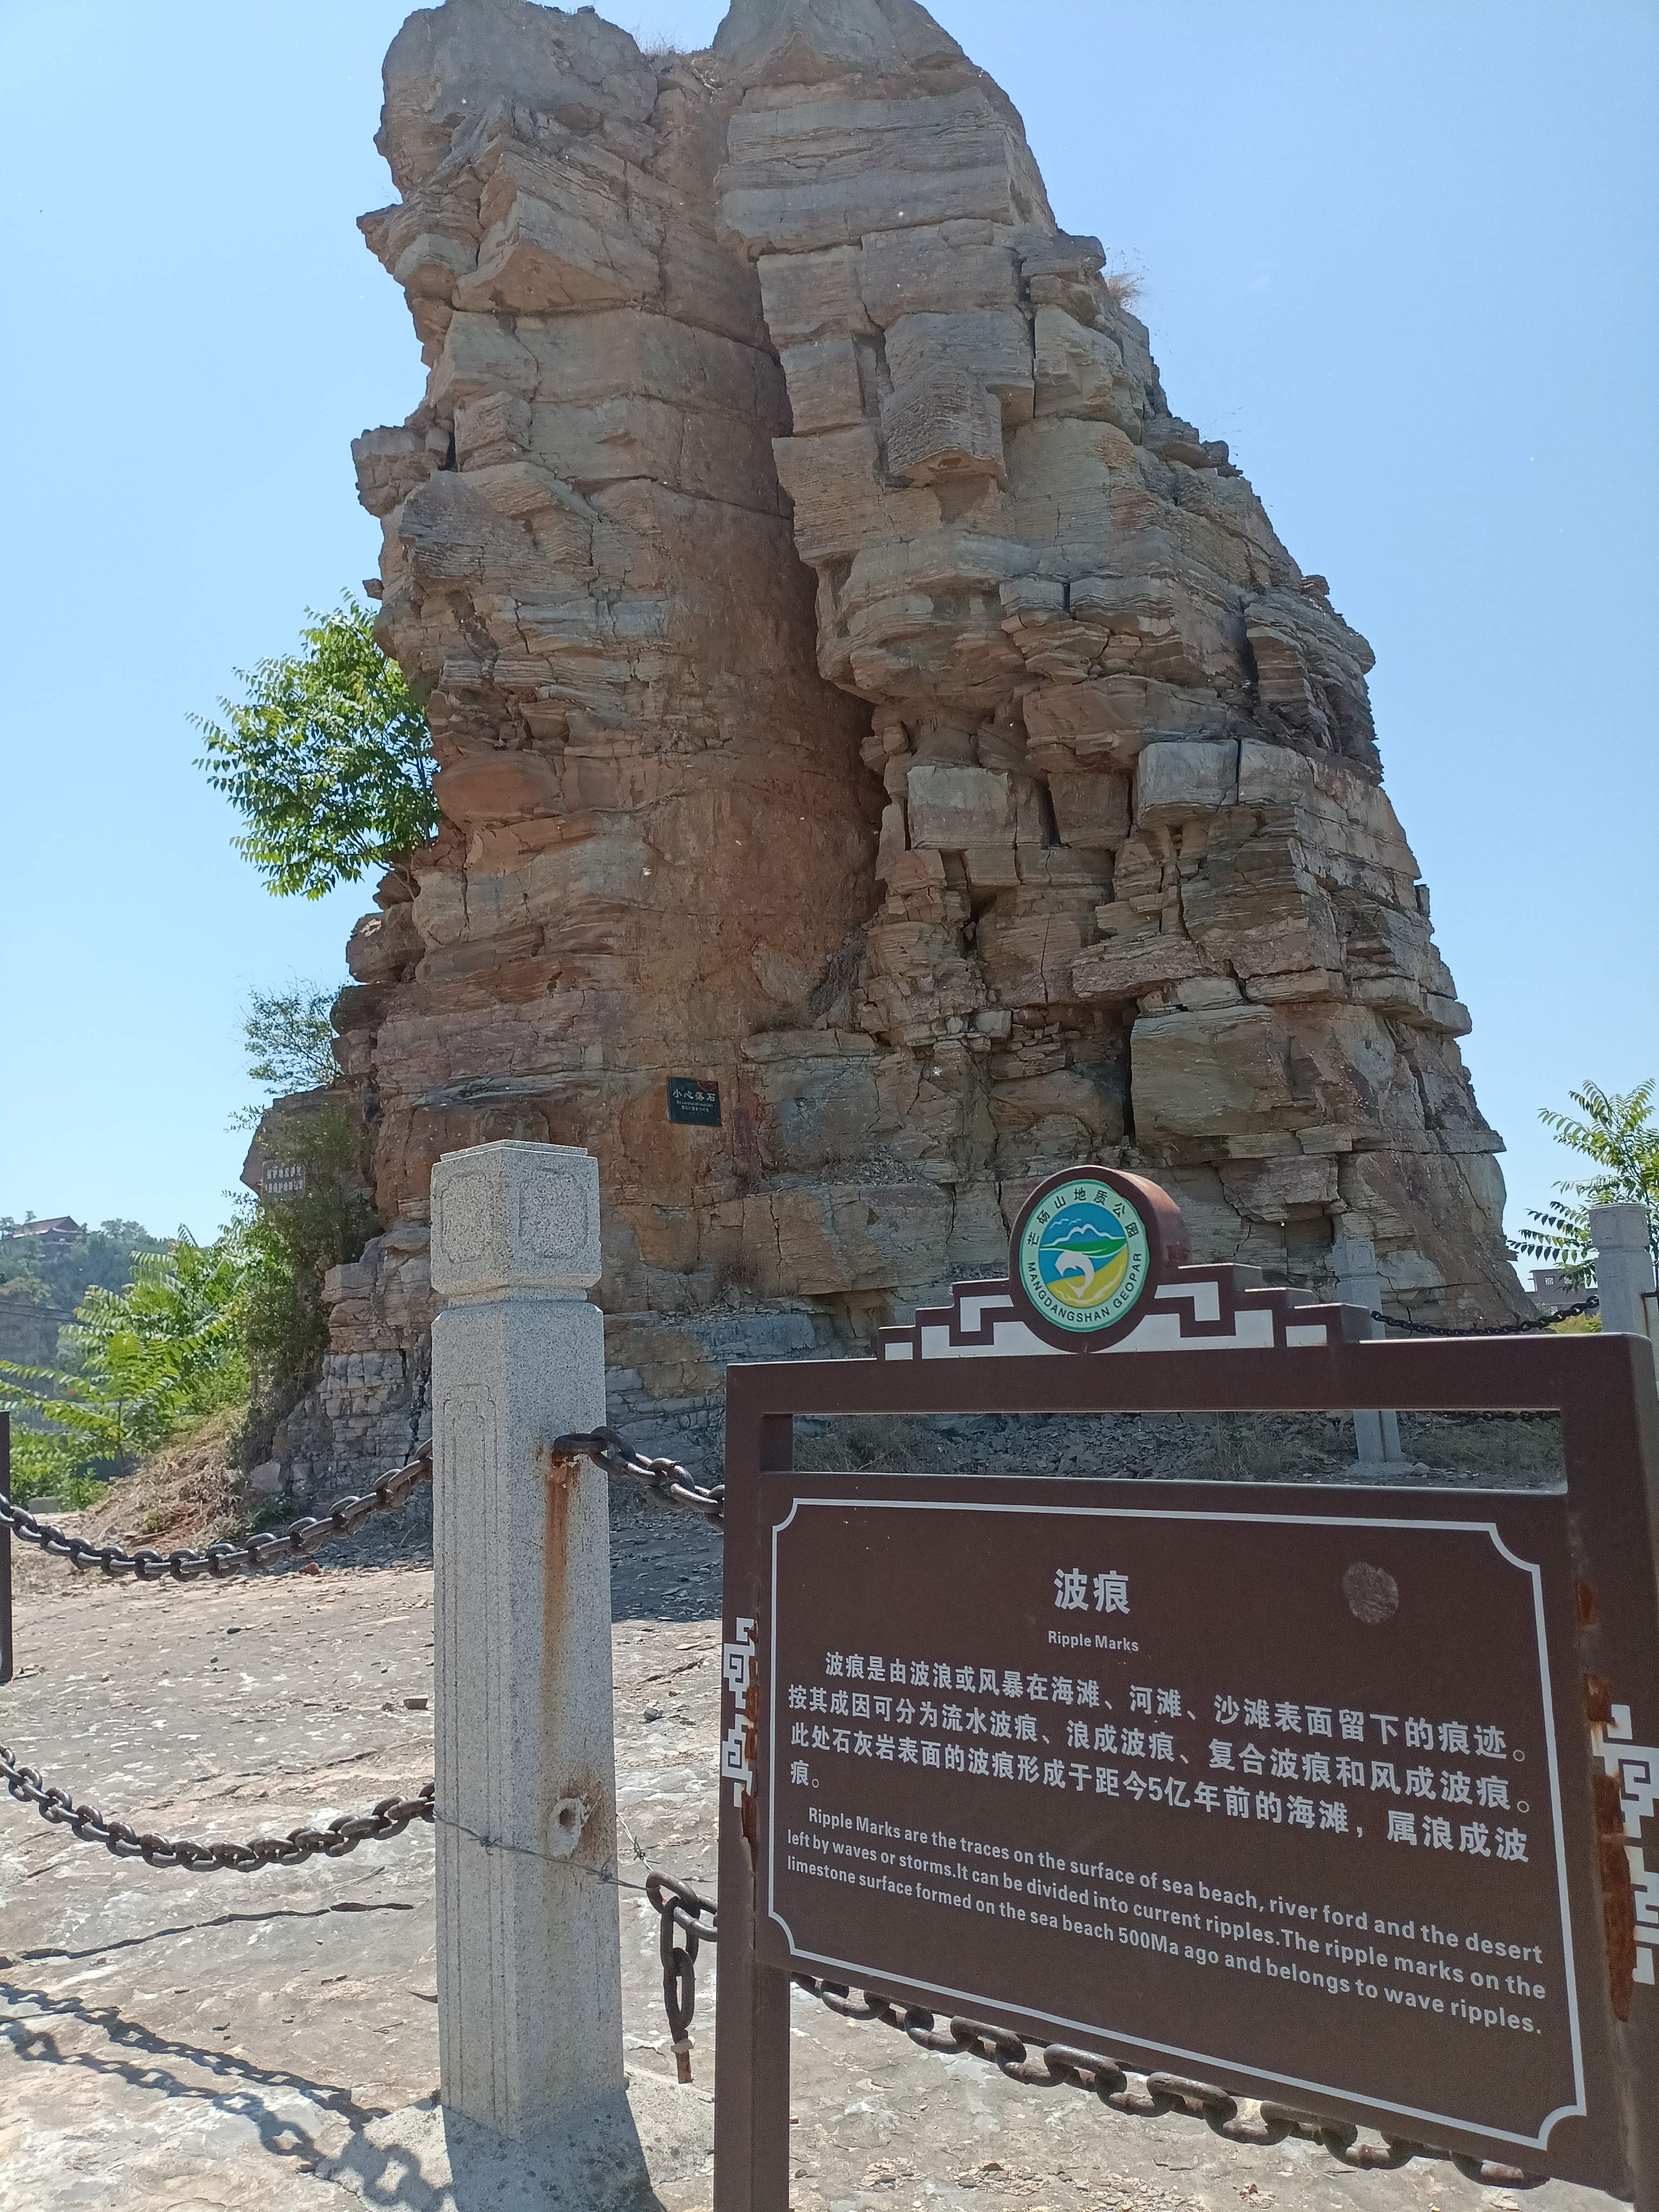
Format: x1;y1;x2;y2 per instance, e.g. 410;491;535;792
716;1330;1659;2210
0;1414;11;1685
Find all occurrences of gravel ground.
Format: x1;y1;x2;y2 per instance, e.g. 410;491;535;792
0;1495;1614;2212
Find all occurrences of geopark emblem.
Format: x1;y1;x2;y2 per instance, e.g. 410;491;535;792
1008;1165;1187;1351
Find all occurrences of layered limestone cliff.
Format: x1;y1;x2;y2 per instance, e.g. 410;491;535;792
278;0;1521;1493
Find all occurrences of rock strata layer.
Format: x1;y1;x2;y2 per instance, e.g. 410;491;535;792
281;0;1521;1491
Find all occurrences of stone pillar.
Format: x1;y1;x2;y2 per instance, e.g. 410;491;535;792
1590;1203;1658;1371
1331;1238;1403;1466
428;1141;625;2141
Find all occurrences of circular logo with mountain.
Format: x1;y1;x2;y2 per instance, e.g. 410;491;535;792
1010;1168;1181;1350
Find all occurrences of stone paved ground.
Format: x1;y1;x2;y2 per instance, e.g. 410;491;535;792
0;1505;1619;2212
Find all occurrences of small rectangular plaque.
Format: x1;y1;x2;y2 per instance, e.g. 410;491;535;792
667;1077;722;1128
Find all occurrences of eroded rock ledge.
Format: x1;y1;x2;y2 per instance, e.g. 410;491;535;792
276;0;1520;1492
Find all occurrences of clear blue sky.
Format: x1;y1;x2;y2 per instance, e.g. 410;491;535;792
3;0;1654;1256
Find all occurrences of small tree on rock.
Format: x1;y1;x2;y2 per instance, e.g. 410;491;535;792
1516;1080;1659;1281
243;983;340;1096
194;598;436;899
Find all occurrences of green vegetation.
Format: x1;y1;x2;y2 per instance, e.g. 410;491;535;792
0;1217;168;1320
1;1102;378;1506
1;1233;249;1503
0;1274;54;1326
233;962;381;1448
239;1099;380;1435
3;1019;380;1505
2;597;412;1505
1516;1080;1659;1283
193;597;436;900
230;980;344;1125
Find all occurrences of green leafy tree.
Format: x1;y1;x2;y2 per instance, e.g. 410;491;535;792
1515;1080;1659;1282
1;1232;250;1500
194;598;436;900
244;983;340;1095
229;979;350;1130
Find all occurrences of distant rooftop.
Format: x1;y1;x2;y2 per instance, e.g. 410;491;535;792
1530;1265;1589;1315
7;1217;83;1243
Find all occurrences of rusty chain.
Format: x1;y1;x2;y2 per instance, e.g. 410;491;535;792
646;1871;716;2082
0;1741;433;1871
1370;1297;1598;1337
0;1443;432;1582
643;1890;1540;2189
0;1427;709;1877
0;1436;441;1865
554;1427;724;1527
0;1404;1554;2179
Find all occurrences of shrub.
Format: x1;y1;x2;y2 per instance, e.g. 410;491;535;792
236;1098;381;1458
1516;1080;1659;1281
1;1231;251;1502
194;598;437;901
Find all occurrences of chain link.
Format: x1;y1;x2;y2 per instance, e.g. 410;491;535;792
640;1888;1537;2188
0;1444;432;1582
0;1741;433;1871
1369;1298;1598;1338
0;1399;1555;2177
646;1872;716;2081
553;1428;723;1527
792;1971;1542;2188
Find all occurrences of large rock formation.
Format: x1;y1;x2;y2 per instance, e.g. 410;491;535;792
279;0;1522;1491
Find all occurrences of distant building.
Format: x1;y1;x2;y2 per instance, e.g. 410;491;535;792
1530;1266;1589;1315
11;1216;83;1240
6;1217;82;1249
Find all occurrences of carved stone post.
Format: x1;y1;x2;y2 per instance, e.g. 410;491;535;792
428;1141;624;2140
1331;1237;1404;1465
1590;1202;1658;1377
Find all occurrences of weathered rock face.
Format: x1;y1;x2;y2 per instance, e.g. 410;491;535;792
294;0;1520;1490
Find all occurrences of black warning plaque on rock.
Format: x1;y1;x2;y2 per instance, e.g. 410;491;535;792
667;1076;721;1127
763;1483;1583;2155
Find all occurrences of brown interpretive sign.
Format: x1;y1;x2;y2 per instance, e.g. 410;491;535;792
714;1170;1659;2211
771;1489;1576;2143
